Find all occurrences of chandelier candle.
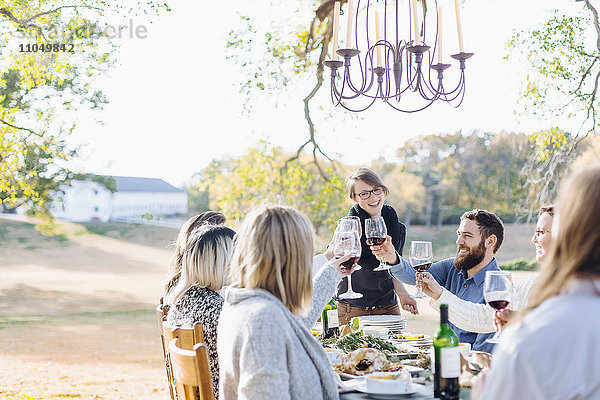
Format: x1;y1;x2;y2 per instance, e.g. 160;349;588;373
332;1;341;60
345;0;354;48
437;6;443;64
453;0;464;53
411;0;419;45
375;11;382;67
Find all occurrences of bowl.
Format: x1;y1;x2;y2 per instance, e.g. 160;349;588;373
365;370;411;393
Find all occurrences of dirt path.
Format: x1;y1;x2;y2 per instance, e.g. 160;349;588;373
0;217;173;399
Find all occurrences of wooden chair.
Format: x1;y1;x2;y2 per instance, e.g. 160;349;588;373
156;298;176;400
163;320;206;400
168;338;215;400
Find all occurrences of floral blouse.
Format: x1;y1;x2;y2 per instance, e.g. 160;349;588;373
167;286;223;399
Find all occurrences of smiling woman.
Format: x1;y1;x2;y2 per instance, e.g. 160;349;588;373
335;168;417;325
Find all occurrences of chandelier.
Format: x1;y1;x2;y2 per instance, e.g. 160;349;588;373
323;0;473;112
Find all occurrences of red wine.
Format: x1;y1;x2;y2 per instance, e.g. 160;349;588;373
488;300;509;311
366;237;385;246
341;256;360;269
413;262;432;272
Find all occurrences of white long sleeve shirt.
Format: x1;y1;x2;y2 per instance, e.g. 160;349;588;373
479;278;600;400
429;274;538;333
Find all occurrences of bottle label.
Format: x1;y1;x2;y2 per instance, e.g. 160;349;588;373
440;347;461;378
326;309;339;328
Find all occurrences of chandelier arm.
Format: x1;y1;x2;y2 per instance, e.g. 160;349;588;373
337;94;379;112
325;0;473;112
385;96;437;113
338;67;366;100
342;50;375;94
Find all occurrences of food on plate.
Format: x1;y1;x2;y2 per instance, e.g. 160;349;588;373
334;332;400;354
388;332;425;340
333;348;404;376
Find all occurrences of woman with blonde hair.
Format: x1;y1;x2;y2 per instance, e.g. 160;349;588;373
164;211;226;294
217;204;353;400
165;224;235;399
475;166;600;400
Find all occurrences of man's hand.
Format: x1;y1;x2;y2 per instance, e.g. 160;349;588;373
420;272;443;301
370;235;399;264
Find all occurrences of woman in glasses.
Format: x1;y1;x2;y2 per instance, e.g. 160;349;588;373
336;168;417;325
475;166;600;400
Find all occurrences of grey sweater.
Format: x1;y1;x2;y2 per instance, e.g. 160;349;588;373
217;255;341;400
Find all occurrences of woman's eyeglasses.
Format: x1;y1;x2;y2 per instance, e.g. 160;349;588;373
355;187;383;200
534;229;551;237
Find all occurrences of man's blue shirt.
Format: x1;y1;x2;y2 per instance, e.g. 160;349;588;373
390;257;500;353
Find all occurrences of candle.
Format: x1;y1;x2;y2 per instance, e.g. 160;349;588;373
411;0;419;45
332;2;341;60
346;0;355;49
375;11;382;67
437;6;442;63
453;0;464;53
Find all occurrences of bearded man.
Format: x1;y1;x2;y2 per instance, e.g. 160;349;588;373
376;209;503;352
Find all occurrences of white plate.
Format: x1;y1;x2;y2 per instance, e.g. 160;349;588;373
336;370;362;380
350;381;428;399
359;315;407;325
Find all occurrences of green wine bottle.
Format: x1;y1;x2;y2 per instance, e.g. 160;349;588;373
322;299;339;339
433;304;460;399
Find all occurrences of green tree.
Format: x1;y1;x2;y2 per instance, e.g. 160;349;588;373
0;0;168;218
192;144;349;232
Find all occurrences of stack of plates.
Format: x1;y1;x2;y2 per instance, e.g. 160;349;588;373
358;315;407;335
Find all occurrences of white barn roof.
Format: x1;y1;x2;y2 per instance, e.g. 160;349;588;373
113;176;184;193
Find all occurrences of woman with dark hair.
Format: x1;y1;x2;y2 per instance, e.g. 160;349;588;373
336;168;417;325
475;166;600;400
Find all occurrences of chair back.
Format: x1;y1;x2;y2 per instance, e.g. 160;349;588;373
163;320;207;399
168;338;215;400
157;298;176;400
163;321;204;351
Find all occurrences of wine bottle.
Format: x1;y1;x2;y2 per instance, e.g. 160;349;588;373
433;304;460;399
322;299;339;339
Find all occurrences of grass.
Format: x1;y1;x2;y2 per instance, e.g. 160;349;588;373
0;309;154;330
80;221;177;249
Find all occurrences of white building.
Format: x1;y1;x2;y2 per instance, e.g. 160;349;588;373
52;176;188;222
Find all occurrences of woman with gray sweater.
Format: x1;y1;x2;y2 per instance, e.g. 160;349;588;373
217;204;353;400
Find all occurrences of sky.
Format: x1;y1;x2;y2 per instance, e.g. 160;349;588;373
66;0;585;187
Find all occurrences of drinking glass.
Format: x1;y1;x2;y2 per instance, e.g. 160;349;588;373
409;241;433;299
483;270;513;343
365;217;389;271
337;216;362;238
336;216;362;270
335;230;363;299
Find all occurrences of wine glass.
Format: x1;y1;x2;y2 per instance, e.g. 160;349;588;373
409;241;433;299
335;230;363;300
337;216;362;238
483;270;513;343
365;217;389;271
336;216;362;270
